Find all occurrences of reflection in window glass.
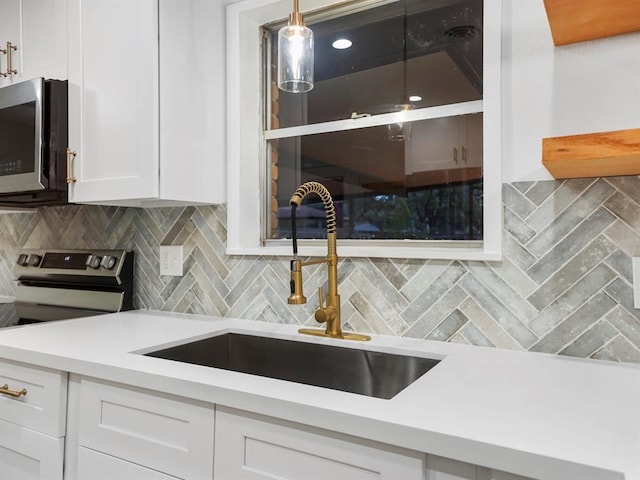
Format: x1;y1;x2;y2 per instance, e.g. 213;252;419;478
264;0;484;243
268;114;483;241
269;0;482;129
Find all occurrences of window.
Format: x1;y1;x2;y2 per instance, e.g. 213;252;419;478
227;0;502;260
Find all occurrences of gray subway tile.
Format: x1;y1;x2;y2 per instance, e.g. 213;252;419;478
530;293;617;354
529;263;616;336
504;183;536;219
459;273;538;348
526;207;616;283
559;321;618;359
527;235;617;310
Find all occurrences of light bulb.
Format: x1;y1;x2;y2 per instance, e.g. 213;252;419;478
278;24;314;93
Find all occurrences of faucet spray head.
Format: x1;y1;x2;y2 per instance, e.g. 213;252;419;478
288;259;307;305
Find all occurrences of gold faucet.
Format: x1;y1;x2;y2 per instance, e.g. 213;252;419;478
288;182;370;341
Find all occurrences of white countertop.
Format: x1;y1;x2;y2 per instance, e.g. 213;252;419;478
0;310;638;480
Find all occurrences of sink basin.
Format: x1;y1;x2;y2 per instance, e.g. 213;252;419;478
144;333;440;399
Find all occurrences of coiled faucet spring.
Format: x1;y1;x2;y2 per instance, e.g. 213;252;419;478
287;181;370;341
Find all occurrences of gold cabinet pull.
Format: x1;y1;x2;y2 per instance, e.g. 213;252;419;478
6;42;17;75
0;384;27;398
462;146;467;164
66;148;77;183
453;146;459;164
0;45;6;77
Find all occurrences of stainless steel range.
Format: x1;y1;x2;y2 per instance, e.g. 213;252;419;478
0;249;134;328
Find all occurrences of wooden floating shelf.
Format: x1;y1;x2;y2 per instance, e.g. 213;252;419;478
542;128;640;179
542;0;640;46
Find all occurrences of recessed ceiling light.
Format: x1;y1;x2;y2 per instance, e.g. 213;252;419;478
409;95;422;102
332;38;352;49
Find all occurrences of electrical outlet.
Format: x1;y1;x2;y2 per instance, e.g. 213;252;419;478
160;245;183;276
633;257;640;309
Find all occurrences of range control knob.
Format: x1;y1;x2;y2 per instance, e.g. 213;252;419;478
16;254;29;266
86;255;102;269
100;255;117;270
27;254;42;267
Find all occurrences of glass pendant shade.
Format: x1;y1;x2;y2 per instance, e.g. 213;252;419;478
278;23;314;93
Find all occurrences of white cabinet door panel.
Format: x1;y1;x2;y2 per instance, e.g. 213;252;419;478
20;0;67;81
78;378;214;480
0;359;67;437
426;454;477;480
77;447;180;480
0;418;64;480
214;406;425;480
0;0;67;86
68;0;159;203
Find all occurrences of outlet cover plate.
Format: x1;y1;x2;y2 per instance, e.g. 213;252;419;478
160;245;183;276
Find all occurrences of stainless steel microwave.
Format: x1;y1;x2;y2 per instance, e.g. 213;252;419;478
0;78;68;207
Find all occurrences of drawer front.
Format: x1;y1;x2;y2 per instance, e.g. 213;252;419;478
214;406;425;480
0;359;67;437
78;377;215;480
77;447;180;480
0;417;64;480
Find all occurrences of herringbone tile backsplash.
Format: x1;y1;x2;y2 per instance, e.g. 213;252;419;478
1;177;640;363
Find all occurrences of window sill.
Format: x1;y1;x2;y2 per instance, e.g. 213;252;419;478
226;241;502;261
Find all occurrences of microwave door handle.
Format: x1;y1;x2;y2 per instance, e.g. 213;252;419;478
0;45;6;77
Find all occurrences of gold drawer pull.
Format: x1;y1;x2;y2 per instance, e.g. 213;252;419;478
0;384;27;398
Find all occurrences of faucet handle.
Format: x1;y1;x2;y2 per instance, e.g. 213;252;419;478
317;287;324;308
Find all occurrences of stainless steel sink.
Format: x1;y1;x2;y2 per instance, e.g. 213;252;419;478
144;333;440;399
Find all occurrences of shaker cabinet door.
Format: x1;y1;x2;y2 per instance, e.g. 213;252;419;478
214;406;425;480
0;0;67;87
67;0;159;204
0;418;64;480
77;447;180;480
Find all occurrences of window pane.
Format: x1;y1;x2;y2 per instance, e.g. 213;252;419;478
268;0;483;129
267;114;483;241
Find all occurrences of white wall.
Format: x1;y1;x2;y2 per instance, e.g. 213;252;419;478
502;0;640;182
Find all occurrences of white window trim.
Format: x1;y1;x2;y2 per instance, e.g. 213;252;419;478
226;0;503;261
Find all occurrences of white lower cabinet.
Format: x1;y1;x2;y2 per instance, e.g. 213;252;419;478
0;359;67;480
74;377;215;480
77;447;180;480
62;375;534;480
426;455;479;480
0;418;64;480
213;406;425;480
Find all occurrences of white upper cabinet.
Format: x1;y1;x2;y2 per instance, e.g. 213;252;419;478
67;0;225;207
0;0;67;86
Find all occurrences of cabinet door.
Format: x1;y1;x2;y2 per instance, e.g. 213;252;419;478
77;447;180;480
0;418;64;480
0;0;67;86
78;377;215;480
406;116;463;174
477;468;533;480
0;0;20;87
214;406;425;480
67;0;159;204
426;455;477;480
0;359;68;438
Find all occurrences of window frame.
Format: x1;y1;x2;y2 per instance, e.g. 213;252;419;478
226;0;502;260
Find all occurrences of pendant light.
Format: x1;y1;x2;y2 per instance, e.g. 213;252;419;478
278;0;314;93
